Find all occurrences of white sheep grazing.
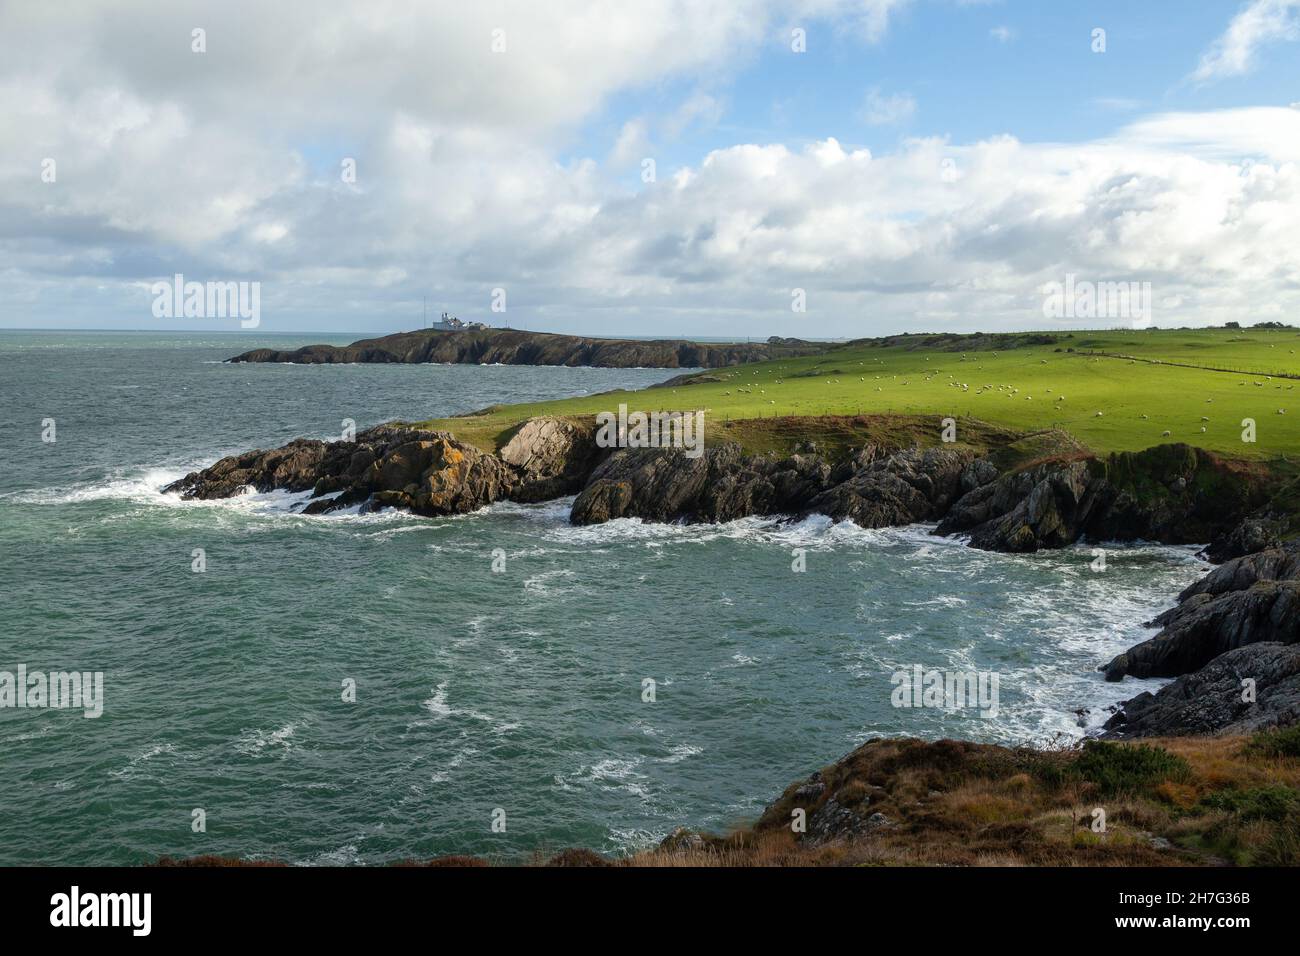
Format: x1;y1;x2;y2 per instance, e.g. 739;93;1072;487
1095;411;1104;417
1162;430;1172;436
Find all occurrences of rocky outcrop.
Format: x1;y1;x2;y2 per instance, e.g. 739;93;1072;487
568;443;985;528
1095;525;1300;737
1178;541;1300;601
1102;643;1300;738
1102;543;1300;681
228;327;821;369
1203;476;1300;562
163;419;595;518
1104;582;1300;682
163;425;418;502
936;458;1097;552
570;443;834;525
498;418;603;503
806;447;980;528
936;444;1270;553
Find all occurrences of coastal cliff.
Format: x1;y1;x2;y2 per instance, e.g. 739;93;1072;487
227;327;822;368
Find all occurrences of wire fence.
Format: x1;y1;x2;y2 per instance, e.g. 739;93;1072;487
1076;349;1300;381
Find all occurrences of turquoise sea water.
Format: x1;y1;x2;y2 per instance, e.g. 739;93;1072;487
0;332;1205;865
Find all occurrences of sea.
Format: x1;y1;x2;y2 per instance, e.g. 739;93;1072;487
0;331;1207;864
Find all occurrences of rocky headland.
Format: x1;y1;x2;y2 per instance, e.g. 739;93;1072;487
227;327;823;368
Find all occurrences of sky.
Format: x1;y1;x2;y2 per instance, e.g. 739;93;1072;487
2;0;1299;338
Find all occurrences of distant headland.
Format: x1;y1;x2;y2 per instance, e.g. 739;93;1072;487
227;326;823;368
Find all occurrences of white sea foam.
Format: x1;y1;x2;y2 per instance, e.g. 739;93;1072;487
234;720;305;758
109;742;182;780
415;682;515;735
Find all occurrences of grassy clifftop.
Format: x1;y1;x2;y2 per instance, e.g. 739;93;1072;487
418;327;1300;460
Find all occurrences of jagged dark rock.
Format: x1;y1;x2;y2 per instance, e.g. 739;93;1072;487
228;327;821;368
162;425;428;502
1204;517;1285;563
807;447;981;528
1177;541;1300;602
568;443;980;528
936;444;1270;553
1102;643;1300;738
569;443;835;525
1203;476;1300;561
164;419;585;518
1102;543;1300;681
936;458;1097;552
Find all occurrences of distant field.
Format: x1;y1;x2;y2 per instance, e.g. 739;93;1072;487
420;327;1300;460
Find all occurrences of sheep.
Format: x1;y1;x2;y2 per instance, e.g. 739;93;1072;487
1162;430;1172;436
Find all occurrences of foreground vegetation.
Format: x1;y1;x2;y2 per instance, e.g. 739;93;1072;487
653;731;1300;868
159;729;1300;867
418;327;1300;460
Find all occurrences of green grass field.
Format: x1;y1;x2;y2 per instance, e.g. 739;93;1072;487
420;327;1300;461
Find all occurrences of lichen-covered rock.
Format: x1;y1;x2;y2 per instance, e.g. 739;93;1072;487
162;425;438;501
164;421;567;517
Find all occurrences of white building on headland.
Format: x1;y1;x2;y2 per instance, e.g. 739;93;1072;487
430;311;488;332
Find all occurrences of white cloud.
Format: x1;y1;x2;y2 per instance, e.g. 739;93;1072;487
989;26;1014;43
1192;0;1300;83
2;2;1300;337
861;87;917;126
610;119;651;169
